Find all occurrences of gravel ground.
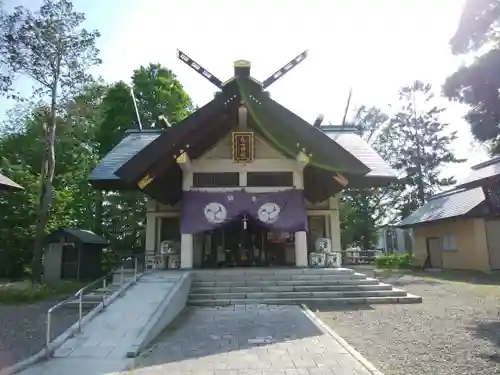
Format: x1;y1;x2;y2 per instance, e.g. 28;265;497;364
0;300;81;370
309;270;500;375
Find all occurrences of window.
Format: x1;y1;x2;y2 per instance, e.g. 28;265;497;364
193;173;240;187
441;234;457;251
246;172;294;187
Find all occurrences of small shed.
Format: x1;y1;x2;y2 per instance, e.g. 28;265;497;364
44;228;108;282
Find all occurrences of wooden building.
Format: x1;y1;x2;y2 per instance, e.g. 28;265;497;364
399;157;500;270
44;228;108;282
90;53;398;269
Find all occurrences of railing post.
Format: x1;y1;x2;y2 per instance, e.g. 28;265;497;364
78;293;83;333
134;257;138;282
46;311;51;358
120;264;124;285
103;277;107;290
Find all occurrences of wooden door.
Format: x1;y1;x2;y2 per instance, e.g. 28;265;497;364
485;220;500;270
160;217;180;242
426;237;443;268
61;244;78;279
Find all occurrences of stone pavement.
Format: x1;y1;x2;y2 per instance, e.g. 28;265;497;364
133;305;380;375
17;273;182;375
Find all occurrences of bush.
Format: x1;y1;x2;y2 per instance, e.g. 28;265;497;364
375;252;413;270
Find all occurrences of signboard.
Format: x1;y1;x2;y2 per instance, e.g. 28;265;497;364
232;132;254;163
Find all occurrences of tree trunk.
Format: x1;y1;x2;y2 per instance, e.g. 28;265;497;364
31;85;58;284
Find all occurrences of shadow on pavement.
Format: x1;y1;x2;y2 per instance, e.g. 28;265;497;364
472;320;500;349
134;306;324;370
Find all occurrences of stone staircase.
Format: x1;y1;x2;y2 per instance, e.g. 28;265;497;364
188;268;421;306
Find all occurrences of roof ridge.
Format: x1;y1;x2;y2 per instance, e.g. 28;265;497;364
428;186;473;200
125;128;165;134
471;155;500;170
320;125;359;133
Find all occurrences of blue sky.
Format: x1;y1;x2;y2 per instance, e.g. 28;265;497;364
1;0;490;180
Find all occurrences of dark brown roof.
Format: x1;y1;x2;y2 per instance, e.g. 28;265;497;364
116;94;232;184
112;78;376;204
91;76;399;204
0;173;24;191
46;228;109;246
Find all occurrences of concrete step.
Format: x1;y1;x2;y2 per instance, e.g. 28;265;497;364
191;283;394;294
192;268;355;277
192;272;365;282
192;277;381;288
187;294;423;306
189;289;408;300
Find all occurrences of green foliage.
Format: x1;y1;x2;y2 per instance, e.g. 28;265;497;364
386;81;465;218
0;0;101;99
0;59;194;278
444;0;500;154
341;106;405;248
0;0;102;283
449;0;500;55
0;280;85;304
132;63;194;127
341;83;464;246
375;252;413;270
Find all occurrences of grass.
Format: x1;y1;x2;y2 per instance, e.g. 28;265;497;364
374;252;415;270
0;279;87;304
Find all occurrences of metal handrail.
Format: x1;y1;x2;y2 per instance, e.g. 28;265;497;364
45;253;144;356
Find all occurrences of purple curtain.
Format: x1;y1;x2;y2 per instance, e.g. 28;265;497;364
180;189;308;234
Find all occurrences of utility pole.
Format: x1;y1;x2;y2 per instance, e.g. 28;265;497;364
412;85;426;205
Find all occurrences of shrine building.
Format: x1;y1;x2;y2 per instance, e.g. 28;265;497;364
89;52;398;269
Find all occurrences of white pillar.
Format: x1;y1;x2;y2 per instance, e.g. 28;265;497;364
180;233;194;269
144;213;157;268
295;231;308;267
329;197;342;253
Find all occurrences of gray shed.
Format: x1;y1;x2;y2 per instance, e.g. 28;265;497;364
44;228;108;282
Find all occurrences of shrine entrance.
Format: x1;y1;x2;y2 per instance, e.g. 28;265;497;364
200;216;296;268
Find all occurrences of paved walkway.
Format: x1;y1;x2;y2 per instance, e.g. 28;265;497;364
18;273;182;375
133;305;379;375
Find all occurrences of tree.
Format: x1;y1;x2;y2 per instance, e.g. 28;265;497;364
0;98;99;279
340;106;405;248
93;64;194;253
132;63;194;128
0;0;101;282
444;0;500;154
389;81;465;218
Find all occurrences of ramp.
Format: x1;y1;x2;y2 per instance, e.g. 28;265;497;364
16;271;191;375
